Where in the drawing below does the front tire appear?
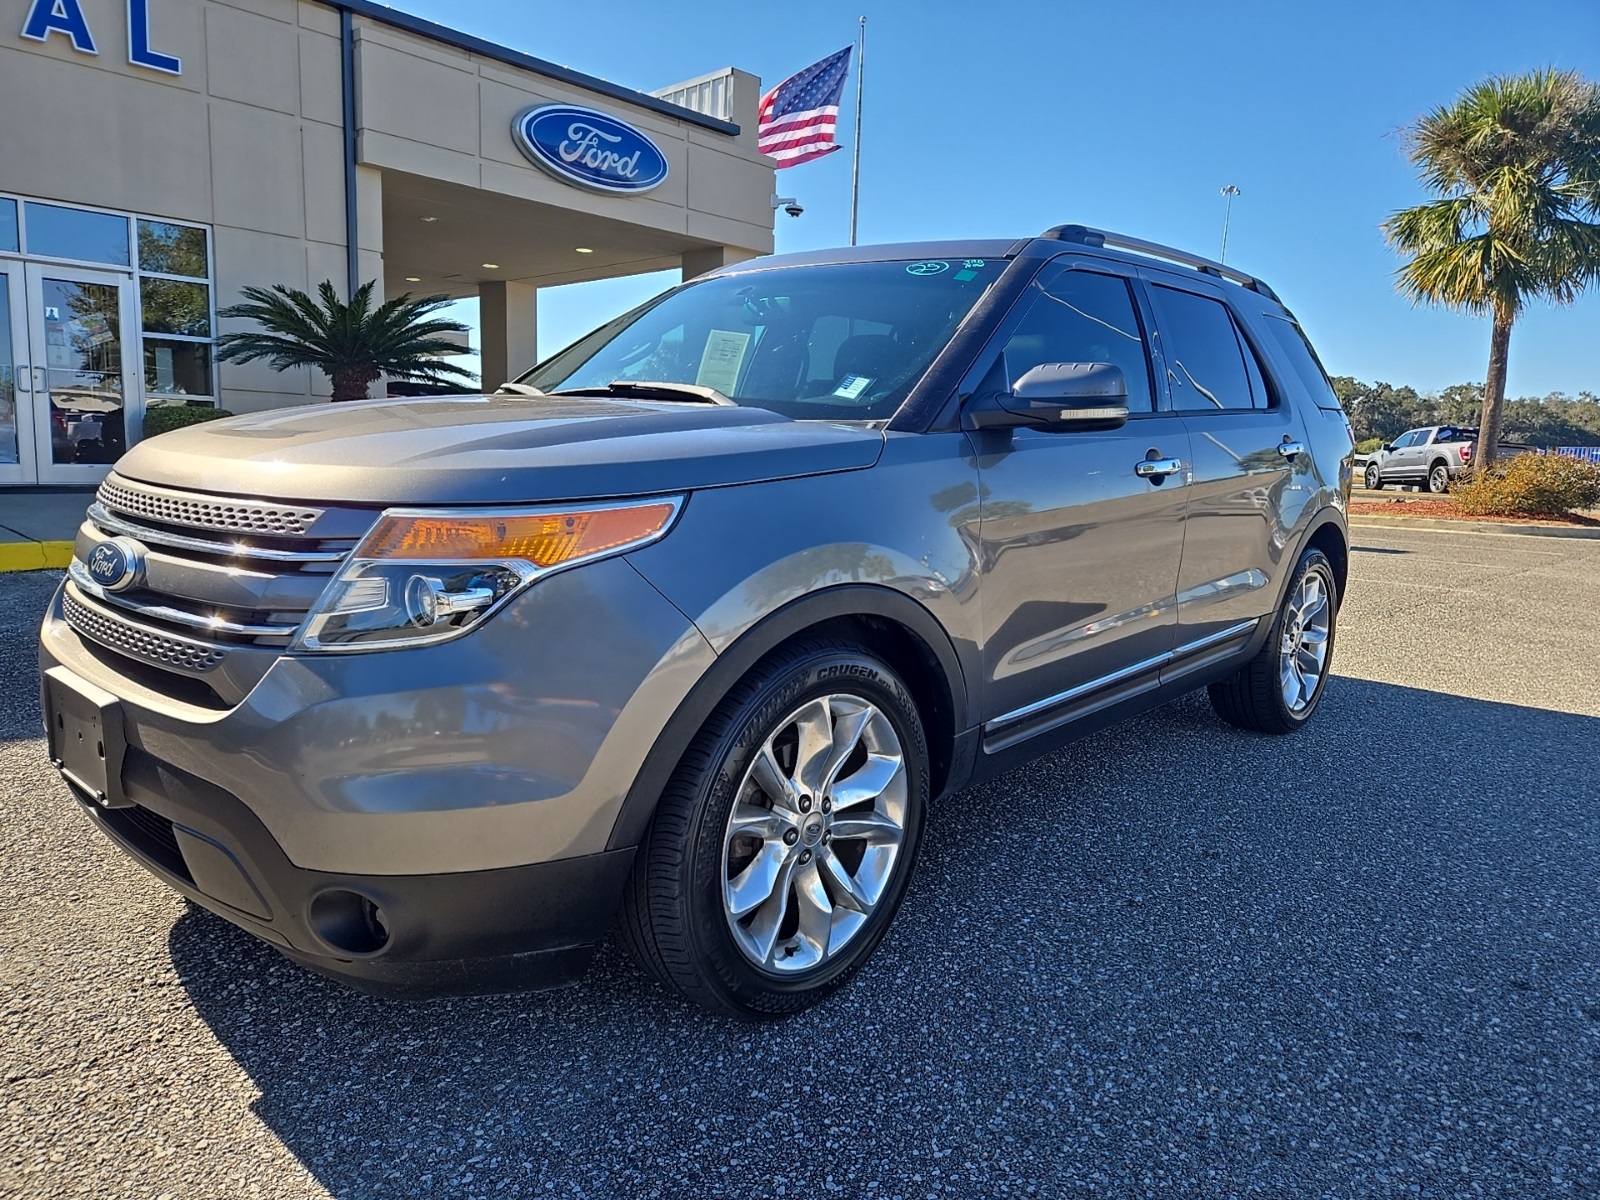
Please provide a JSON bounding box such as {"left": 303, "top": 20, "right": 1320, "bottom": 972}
{"left": 620, "top": 638, "right": 929, "bottom": 1019}
{"left": 1208, "top": 548, "right": 1338, "bottom": 735}
{"left": 1364, "top": 463, "right": 1381, "bottom": 490}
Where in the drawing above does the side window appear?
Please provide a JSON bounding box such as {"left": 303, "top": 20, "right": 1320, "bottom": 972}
{"left": 986, "top": 268, "right": 1156, "bottom": 413}
{"left": 1261, "top": 316, "right": 1341, "bottom": 410}
{"left": 1149, "top": 284, "right": 1256, "bottom": 412}
{"left": 1392, "top": 430, "right": 1422, "bottom": 449}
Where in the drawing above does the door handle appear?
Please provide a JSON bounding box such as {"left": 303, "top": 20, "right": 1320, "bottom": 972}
{"left": 33, "top": 366, "right": 46, "bottom": 392}
{"left": 1277, "top": 440, "right": 1306, "bottom": 460}
{"left": 14, "top": 365, "right": 28, "bottom": 392}
{"left": 1135, "top": 456, "right": 1184, "bottom": 478}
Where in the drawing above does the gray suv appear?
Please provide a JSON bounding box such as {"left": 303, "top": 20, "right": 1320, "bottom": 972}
{"left": 39, "top": 225, "right": 1354, "bottom": 1018}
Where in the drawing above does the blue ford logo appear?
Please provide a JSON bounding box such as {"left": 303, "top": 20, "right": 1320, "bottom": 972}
{"left": 512, "top": 105, "right": 669, "bottom": 194}
{"left": 86, "top": 538, "right": 143, "bottom": 592}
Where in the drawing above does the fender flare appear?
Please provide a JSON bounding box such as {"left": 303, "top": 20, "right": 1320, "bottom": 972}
{"left": 605, "top": 583, "right": 969, "bottom": 851}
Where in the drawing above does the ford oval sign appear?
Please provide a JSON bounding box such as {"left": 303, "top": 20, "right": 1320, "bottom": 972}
{"left": 512, "top": 105, "right": 669, "bottom": 195}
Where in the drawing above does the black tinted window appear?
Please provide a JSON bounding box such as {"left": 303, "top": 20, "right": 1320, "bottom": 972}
{"left": 1150, "top": 285, "right": 1255, "bottom": 412}
{"left": 990, "top": 268, "right": 1154, "bottom": 413}
{"left": 1261, "top": 316, "right": 1341, "bottom": 410}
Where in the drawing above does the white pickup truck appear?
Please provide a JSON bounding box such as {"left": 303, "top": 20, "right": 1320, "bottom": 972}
{"left": 1362, "top": 425, "right": 1537, "bottom": 493}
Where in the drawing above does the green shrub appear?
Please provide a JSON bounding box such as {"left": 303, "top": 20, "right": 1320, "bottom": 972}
{"left": 143, "top": 404, "right": 234, "bottom": 439}
{"left": 1453, "top": 452, "right": 1600, "bottom": 518}
{"left": 1354, "top": 436, "right": 1386, "bottom": 454}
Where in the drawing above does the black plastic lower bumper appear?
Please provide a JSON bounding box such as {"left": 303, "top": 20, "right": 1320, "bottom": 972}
{"left": 65, "top": 746, "right": 636, "bottom": 998}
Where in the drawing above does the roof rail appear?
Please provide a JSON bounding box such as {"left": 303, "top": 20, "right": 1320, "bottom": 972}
{"left": 1039, "top": 224, "right": 1280, "bottom": 303}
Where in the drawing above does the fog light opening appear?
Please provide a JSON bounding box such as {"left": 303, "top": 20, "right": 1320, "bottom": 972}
{"left": 308, "top": 889, "right": 391, "bottom": 957}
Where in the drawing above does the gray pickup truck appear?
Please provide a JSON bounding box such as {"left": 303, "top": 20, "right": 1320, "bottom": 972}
{"left": 1363, "top": 425, "right": 1535, "bottom": 493}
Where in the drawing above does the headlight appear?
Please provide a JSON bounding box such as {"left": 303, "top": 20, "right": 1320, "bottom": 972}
{"left": 293, "top": 497, "right": 682, "bottom": 652}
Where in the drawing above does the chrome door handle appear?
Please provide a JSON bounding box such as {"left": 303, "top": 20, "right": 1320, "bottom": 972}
{"left": 1135, "top": 457, "right": 1183, "bottom": 478}
{"left": 1277, "top": 440, "right": 1306, "bottom": 459}
{"left": 14, "top": 365, "right": 28, "bottom": 392}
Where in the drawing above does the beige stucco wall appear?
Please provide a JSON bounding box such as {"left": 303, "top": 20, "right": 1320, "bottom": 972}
{"left": 0, "top": 0, "right": 360, "bottom": 412}
{"left": 352, "top": 21, "right": 774, "bottom": 261}
{"left": 1, "top": 0, "right": 772, "bottom": 421}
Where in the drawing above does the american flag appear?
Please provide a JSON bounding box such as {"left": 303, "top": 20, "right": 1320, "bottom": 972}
{"left": 758, "top": 46, "right": 852, "bottom": 168}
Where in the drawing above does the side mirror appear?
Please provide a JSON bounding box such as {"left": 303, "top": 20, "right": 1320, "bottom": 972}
{"left": 1381, "top": 443, "right": 1394, "bottom": 453}
{"left": 964, "top": 362, "right": 1129, "bottom": 432}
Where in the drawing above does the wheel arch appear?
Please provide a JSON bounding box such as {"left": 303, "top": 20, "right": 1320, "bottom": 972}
{"left": 605, "top": 584, "right": 970, "bottom": 852}
{"left": 1302, "top": 512, "right": 1349, "bottom": 605}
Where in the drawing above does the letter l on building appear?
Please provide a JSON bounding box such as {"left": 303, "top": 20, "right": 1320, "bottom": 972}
{"left": 127, "top": 0, "right": 181, "bottom": 74}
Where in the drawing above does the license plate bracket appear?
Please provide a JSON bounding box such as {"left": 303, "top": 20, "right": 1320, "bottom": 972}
{"left": 44, "top": 667, "right": 129, "bottom": 809}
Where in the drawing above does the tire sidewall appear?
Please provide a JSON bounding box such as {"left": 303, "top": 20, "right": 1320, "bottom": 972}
{"left": 1270, "top": 549, "right": 1338, "bottom": 728}
{"left": 1429, "top": 465, "right": 1449, "bottom": 494}
{"left": 680, "top": 646, "right": 928, "bottom": 1015}
{"left": 1365, "top": 465, "right": 1381, "bottom": 490}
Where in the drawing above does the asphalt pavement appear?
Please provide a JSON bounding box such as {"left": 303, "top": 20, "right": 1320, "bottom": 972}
{"left": 3, "top": 526, "right": 1599, "bottom": 1199}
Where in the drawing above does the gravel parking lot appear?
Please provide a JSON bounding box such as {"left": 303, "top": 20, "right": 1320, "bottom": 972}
{"left": 4, "top": 525, "right": 1599, "bottom": 1200}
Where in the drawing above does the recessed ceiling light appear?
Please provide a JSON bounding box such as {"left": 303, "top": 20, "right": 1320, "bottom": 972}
{"left": 419, "top": 216, "right": 439, "bottom": 223}
{"left": 404, "top": 276, "right": 421, "bottom": 282}
{"left": 574, "top": 247, "right": 594, "bottom": 254}
{"left": 482, "top": 263, "right": 500, "bottom": 270}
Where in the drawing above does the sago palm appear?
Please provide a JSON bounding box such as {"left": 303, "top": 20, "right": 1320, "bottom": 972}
{"left": 1383, "top": 69, "right": 1600, "bottom": 468}
{"left": 217, "top": 280, "right": 473, "bottom": 402}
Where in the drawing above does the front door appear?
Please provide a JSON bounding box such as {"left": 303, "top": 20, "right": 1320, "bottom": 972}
{"left": 0, "top": 265, "right": 36, "bottom": 485}
{"left": 967, "top": 261, "right": 1189, "bottom": 744}
{"left": 23, "top": 263, "right": 137, "bottom": 484}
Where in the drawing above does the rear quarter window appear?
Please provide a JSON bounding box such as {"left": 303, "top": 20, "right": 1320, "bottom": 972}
{"left": 1261, "top": 316, "right": 1343, "bottom": 411}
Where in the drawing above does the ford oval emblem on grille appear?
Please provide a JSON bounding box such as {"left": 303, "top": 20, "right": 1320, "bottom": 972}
{"left": 85, "top": 537, "right": 145, "bottom": 592}
{"left": 511, "top": 105, "right": 669, "bottom": 194}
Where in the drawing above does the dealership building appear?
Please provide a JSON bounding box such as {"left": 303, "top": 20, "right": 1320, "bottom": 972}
{"left": 0, "top": 0, "right": 777, "bottom": 486}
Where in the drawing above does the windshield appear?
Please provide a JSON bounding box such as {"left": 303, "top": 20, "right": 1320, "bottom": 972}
{"left": 521, "top": 258, "right": 1007, "bottom": 421}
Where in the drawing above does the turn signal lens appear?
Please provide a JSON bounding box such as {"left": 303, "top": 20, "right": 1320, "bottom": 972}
{"left": 360, "top": 502, "right": 678, "bottom": 567}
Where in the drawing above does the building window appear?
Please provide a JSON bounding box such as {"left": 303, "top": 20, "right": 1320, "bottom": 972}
{"left": 136, "top": 218, "right": 216, "bottom": 404}
{"left": 0, "top": 199, "right": 16, "bottom": 254}
{"left": 23, "top": 202, "right": 131, "bottom": 266}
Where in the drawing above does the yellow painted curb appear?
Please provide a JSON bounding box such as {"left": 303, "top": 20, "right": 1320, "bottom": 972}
{"left": 0, "top": 540, "right": 74, "bottom": 572}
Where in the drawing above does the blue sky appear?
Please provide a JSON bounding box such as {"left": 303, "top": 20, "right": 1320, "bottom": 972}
{"left": 405, "top": 0, "right": 1600, "bottom": 398}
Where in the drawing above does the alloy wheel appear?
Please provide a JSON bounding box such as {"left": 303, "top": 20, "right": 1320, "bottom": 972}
{"left": 720, "top": 693, "right": 908, "bottom": 974}
{"left": 1279, "top": 568, "right": 1333, "bottom": 713}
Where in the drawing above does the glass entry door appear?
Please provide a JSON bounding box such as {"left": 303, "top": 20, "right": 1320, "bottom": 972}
{"left": 24, "top": 263, "right": 137, "bottom": 484}
{"left": 0, "top": 265, "right": 36, "bottom": 485}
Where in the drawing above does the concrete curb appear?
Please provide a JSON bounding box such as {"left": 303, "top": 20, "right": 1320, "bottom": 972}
{"left": 0, "top": 541, "right": 74, "bottom": 572}
{"left": 1350, "top": 515, "right": 1600, "bottom": 540}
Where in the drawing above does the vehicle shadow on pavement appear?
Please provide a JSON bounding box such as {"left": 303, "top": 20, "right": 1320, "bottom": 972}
{"left": 167, "top": 678, "right": 1600, "bottom": 1200}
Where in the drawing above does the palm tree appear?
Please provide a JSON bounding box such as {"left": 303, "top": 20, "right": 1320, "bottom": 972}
{"left": 216, "top": 281, "right": 474, "bottom": 402}
{"left": 1383, "top": 69, "right": 1600, "bottom": 469}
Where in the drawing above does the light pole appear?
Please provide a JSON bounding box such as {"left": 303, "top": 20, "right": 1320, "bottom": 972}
{"left": 1219, "top": 184, "right": 1241, "bottom": 264}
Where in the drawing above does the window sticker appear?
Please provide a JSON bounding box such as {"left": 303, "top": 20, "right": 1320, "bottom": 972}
{"left": 694, "top": 329, "right": 751, "bottom": 394}
{"left": 832, "top": 374, "right": 873, "bottom": 400}
{"left": 905, "top": 261, "right": 949, "bottom": 277}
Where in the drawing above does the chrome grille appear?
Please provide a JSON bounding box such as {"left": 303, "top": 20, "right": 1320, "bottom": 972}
{"left": 63, "top": 589, "right": 227, "bottom": 673}
{"left": 66, "top": 475, "right": 375, "bottom": 701}
{"left": 97, "top": 478, "right": 324, "bottom": 536}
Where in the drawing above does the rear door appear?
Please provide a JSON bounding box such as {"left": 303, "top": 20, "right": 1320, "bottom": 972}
{"left": 966, "top": 259, "right": 1189, "bottom": 743}
{"left": 1140, "top": 274, "right": 1310, "bottom": 656}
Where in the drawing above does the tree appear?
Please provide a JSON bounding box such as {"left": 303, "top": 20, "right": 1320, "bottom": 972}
{"left": 1383, "top": 69, "right": 1600, "bottom": 468}
{"left": 216, "top": 281, "right": 473, "bottom": 402}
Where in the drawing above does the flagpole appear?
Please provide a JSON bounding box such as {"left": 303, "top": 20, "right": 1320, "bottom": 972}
{"left": 849, "top": 15, "right": 865, "bottom": 246}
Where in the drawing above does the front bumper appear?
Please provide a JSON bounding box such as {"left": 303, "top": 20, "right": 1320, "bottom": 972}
{"left": 36, "top": 555, "right": 715, "bottom": 995}
{"left": 66, "top": 752, "right": 634, "bottom": 995}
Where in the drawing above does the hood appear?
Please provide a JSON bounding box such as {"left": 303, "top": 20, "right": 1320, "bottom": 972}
{"left": 115, "top": 395, "right": 885, "bottom": 505}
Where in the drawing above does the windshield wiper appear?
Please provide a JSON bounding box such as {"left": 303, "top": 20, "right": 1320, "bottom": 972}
{"left": 549, "top": 380, "right": 736, "bottom": 406}
{"left": 493, "top": 382, "right": 546, "bottom": 397}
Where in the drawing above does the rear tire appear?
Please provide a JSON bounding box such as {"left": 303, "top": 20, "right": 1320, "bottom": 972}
{"left": 1427, "top": 463, "right": 1450, "bottom": 494}
{"left": 1208, "top": 548, "right": 1338, "bottom": 735}
{"left": 620, "top": 638, "right": 928, "bottom": 1019}
{"left": 1364, "top": 464, "right": 1381, "bottom": 490}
